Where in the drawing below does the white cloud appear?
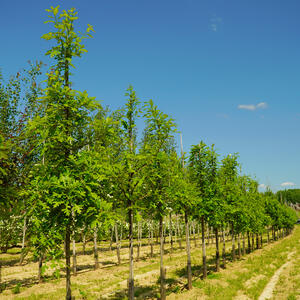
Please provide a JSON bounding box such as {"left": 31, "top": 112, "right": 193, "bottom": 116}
{"left": 256, "top": 102, "right": 268, "bottom": 109}
{"left": 280, "top": 182, "right": 296, "bottom": 187}
{"left": 258, "top": 183, "right": 267, "bottom": 189}
{"left": 238, "top": 102, "right": 268, "bottom": 111}
{"left": 210, "top": 16, "right": 222, "bottom": 32}
{"left": 238, "top": 104, "right": 256, "bottom": 111}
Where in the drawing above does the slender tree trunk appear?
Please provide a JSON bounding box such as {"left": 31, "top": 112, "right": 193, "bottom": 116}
{"left": 128, "top": 206, "right": 134, "bottom": 300}
{"left": 19, "top": 216, "right": 27, "bottom": 265}
{"left": 163, "top": 220, "right": 166, "bottom": 244}
{"left": 237, "top": 233, "right": 241, "bottom": 259}
{"left": 193, "top": 222, "right": 197, "bottom": 247}
{"left": 115, "top": 224, "right": 121, "bottom": 265}
{"left": 185, "top": 212, "right": 192, "bottom": 290}
{"left": 222, "top": 229, "right": 226, "bottom": 269}
{"left": 247, "top": 232, "right": 251, "bottom": 253}
{"left": 260, "top": 234, "right": 263, "bottom": 248}
{"left": 38, "top": 255, "right": 43, "bottom": 283}
{"left": 72, "top": 232, "right": 77, "bottom": 276}
{"left": 215, "top": 228, "right": 220, "bottom": 272}
{"left": 174, "top": 217, "right": 177, "bottom": 244}
{"left": 201, "top": 216, "right": 207, "bottom": 279}
{"left": 19, "top": 247, "right": 28, "bottom": 265}
{"left": 150, "top": 220, "right": 154, "bottom": 258}
{"left": 177, "top": 216, "right": 182, "bottom": 249}
{"left": 21, "top": 216, "right": 27, "bottom": 250}
{"left": 207, "top": 227, "right": 210, "bottom": 246}
{"left": 242, "top": 233, "right": 246, "bottom": 256}
{"left": 120, "top": 223, "right": 123, "bottom": 248}
{"left": 159, "top": 216, "right": 166, "bottom": 300}
{"left": 267, "top": 228, "right": 270, "bottom": 244}
{"left": 169, "top": 213, "right": 173, "bottom": 252}
{"left": 137, "top": 221, "right": 141, "bottom": 261}
{"left": 94, "top": 228, "right": 99, "bottom": 269}
{"left": 231, "top": 223, "right": 236, "bottom": 262}
{"left": 82, "top": 232, "right": 86, "bottom": 255}
{"left": 256, "top": 234, "right": 259, "bottom": 249}
{"left": 109, "top": 227, "right": 113, "bottom": 251}
{"left": 251, "top": 233, "right": 254, "bottom": 252}
{"left": 65, "top": 227, "right": 72, "bottom": 300}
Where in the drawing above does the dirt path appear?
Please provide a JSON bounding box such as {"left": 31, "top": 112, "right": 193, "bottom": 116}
{"left": 258, "top": 251, "right": 296, "bottom": 300}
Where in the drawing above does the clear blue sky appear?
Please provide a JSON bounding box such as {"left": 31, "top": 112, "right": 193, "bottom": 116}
{"left": 1, "top": 0, "right": 300, "bottom": 191}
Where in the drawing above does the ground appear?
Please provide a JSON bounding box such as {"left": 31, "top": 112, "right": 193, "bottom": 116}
{"left": 0, "top": 226, "right": 299, "bottom": 299}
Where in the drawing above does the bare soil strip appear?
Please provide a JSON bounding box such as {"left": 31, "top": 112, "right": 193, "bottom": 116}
{"left": 258, "top": 251, "right": 296, "bottom": 300}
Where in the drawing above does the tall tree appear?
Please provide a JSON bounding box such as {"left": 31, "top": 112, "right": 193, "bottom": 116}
{"left": 142, "top": 99, "right": 177, "bottom": 299}
{"left": 28, "top": 6, "right": 99, "bottom": 299}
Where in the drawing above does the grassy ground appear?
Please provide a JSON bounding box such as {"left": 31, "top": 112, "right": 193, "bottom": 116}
{"left": 0, "top": 227, "right": 299, "bottom": 299}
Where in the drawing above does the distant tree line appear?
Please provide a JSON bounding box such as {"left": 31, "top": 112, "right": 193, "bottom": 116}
{"left": 276, "top": 189, "right": 300, "bottom": 204}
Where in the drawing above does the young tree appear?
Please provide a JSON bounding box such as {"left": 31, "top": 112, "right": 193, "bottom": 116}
{"left": 189, "top": 141, "right": 218, "bottom": 278}
{"left": 142, "top": 99, "right": 177, "bottom": 299}
{"left": 28, "top": 6, "right": 100, "bottom": 299}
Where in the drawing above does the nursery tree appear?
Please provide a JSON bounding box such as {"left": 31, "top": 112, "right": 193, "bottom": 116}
{"left": 142, "top": 100, "right": 177, "bottom": 299}
{"left": 28, "top": 6, "right": 99, "bottom": 300}
{"left": 189, "top": 141, "right": 218, "bottom": 278}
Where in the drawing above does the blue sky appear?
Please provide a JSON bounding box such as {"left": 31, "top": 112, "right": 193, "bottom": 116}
{"left": 1, "top": 0, "right": 300, "bottom": 191}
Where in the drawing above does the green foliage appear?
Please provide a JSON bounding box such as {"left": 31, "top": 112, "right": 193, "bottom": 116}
{"left": 277, "top": 189, "right": 300, "bottom": 204}
{"left": 12, "top": 283, "right": 21, "bottom": 294}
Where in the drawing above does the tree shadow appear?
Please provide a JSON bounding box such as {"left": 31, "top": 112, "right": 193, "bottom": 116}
{"left": 101, "top": 284, "right": 158, "bottom": 300}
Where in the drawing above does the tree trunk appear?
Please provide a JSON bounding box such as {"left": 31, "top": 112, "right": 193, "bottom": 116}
{"left": 193, "top": 222, "right": 197, "bottom": 247}
{"left": 72, "top": 232, "right": 77, "bottom": 276}
{"left": 237, "top": 233, "right": 241, "bottom": 259}
{"left": 21, "top": 216, "right": 27, "bottom": 250}
{"left": 215, "top": 228, "right": 220, "bottom": 272}
{"left": 150, "top": 221, "right": 154, "bottom": 258}
{"left": 120, "top": 223, "right": 123, "bottom": 248}
{"left": 247, "top": 232, "right": 251, "bottom": 253}
{"left": 19, "top": 216, "right": 27, "bottom": 265}
{"left": 65, "top": 227, "right": 72, "bottom": 300}
{"left": 177, "top": 216, "right": 182, "bottom": 249}
{"left": 82, "top": 232, "right": 86, "bottom": 255}
{"left": 256, "top": 234, "right": 259, "bottom": 249}
{"left": 267, "top": 228, "right": 269, "bottom": 244}
{"left": 231, "top": 223, "right": 236, "bottom": 261}
{"left": 159, "top": 216, "right": 166, "bottom": 300}
{"left": 242, "top": 233, "right": 245, "bottom": 256}
{"left": 137, "top": 221, "right": 141, "bottom": 261}
{"left": 260, "top": 234, "right": 263, "bottom": 248}
{"left": 169, "top": 213, "right": 173, "bottom": 252}
{"left": 251, "top": 233, "right": 254, "bottom": 252}
{"left": 128, "top": 207, "right": 134, "bottom": 300}
{"left": 38, "top": 255, "right": 43, "bottom": 283}
{"left": 201, "top": 216, "right": 207, "bottom": 279}
{"left": 207, "top": 227, "right": 210, "bottom": 246}
{"left": 115, "top": 224, "right": 121, "bottom": 265}
{"left": 109, "top": 227, "right": 113, "bottom": 251}
{"left": 222, "top": 229, "right": 226, "bottom": 269}
{"left": 94, "top": 228, "right": 99, "bottom": 269}
{"left": 185, "top": 212, "right": 192, "bottom": 290}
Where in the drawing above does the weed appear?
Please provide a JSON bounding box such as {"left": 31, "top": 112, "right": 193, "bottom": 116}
{"left": 79, "top": 288, "right": 88, "bottom": 299}
{"left": 12, "top": 282, "right": 21, "bottom": 294}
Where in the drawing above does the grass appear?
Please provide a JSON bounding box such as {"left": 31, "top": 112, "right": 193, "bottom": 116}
{"left": 0, "top": 227, "right": 299, "bottom": 299}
